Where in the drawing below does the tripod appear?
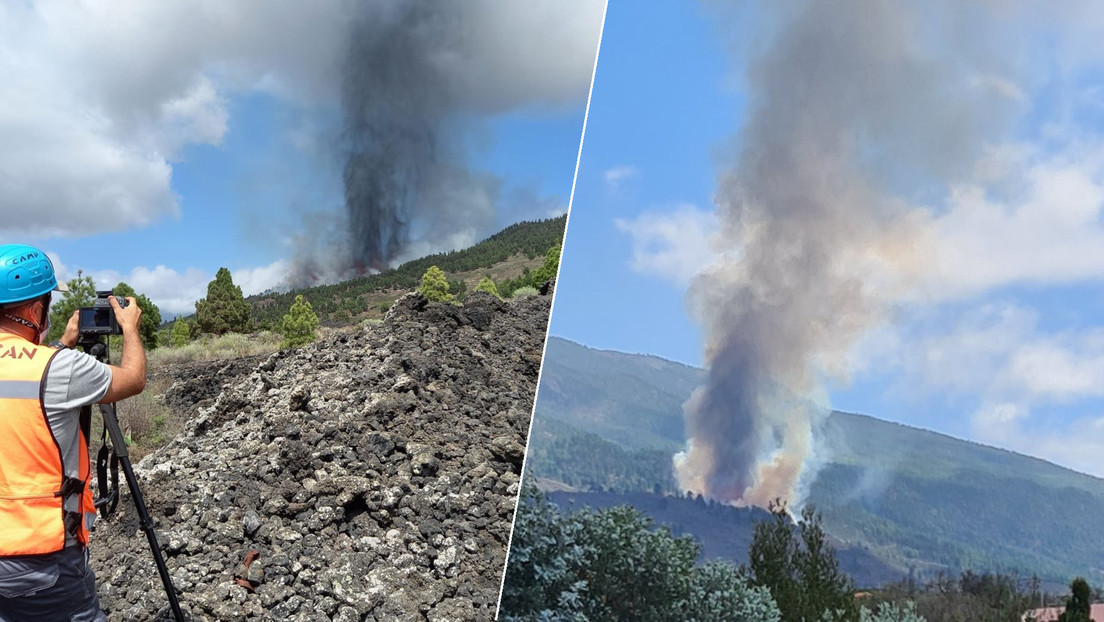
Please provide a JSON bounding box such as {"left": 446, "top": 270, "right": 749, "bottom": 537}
{"left": 79, "top": 336, "right": 185, "bottom": 622}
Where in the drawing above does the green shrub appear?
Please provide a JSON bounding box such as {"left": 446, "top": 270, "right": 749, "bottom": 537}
{"left": 170, "top": 319, "right": 191, "bottom": 348}
{"left": 475, "top": 276, "right": 501, "bottom": 298}
{"left": 148, "top": 331, "right": 281, "bottom": 366}
{"left": 501, "top": 480, "right": 781, "bottom": 621}
{"left": 419, "top": 266, "right": 454, "bottom": 303}
{"left": 859, "top": 602, "right": 925, "bottom": 622}
{"left": 512, "top": 286, "right": 539, "bottom": 299}
{"left": 279, "top": 295, "right": 319, "bottom": 349}
{"left": 529, "top": 243, "right": 561, "bottom": 285}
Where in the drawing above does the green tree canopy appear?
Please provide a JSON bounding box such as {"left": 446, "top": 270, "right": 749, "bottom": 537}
{"left": 475, "top": 276, "right": 500, "bottom": 298}
{"left": 195, "top": 267, "right": 252, "bottom": 335}
{"left": 170, "top": 319, "right": 191, "bottom": 348}
{"left": 1058, "top": 578, "right": 1094, "bottom": 622}
{"left": 500, "top": 480, "right": 781, "bottom": 622}
{"left": 279, "top": 295, "right": 319, "bottom": 349}
{"left": 47, "top": 270, "right": 97, "bottom": 343}
{"left": 418, "top": 266, "right": 454, "bottom": 303}
{"left": 529, "top": 243, "right": 561, "bottom": 286}
{"left": 860, "top": 602, "right": 926, "bottom": 622}
{"left": 112, "top": 282, "right": 161, "bottom": 349}
{"left": 749, "top": 502, "right": 858, "bottom": 622}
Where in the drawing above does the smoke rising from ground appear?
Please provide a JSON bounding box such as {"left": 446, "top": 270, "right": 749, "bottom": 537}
{"left": 287, "top": 1, "right": 603, "bottom": 285}
{"left": 677, "top": 0, "right": 1017, "bottom": 507}
{"left": 337, "top": 4, "right": 483, "bottom": 274}
{"left": 2, "top": 1, "right": 600, "bottom": 289}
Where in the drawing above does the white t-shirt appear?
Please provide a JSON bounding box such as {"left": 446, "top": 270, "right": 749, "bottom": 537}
{"left": 43, "top": 347, "right": 113, "bottom": 546}
{"left": 44, "top": 348, "right": 112, "bottom": 418}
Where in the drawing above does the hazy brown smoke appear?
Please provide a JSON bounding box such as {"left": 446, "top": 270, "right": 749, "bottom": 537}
{"left": 677, "top": 0, "right": 1014, "bottom": 507}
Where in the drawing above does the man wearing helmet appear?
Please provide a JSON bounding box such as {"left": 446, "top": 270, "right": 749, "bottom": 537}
{"left": 0, "top": 244, "right": 146, "bottom": 622}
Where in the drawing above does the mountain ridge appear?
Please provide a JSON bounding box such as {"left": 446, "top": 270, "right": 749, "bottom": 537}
{"left": 528, "top": 335, "right": 1104, "bottom": 584}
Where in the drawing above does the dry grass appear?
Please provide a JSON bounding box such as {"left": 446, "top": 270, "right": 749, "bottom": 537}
{"left": 147, "top": 331, "right": 282, "bottom": 369}
{"left": 113, "top": 376, "right": 175, "bottom": 463}
{"left": 89, "top": 332, "right": 283, "bottom": 462}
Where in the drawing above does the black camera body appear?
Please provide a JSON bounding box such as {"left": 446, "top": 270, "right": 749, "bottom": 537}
{"left": 78, "top": 291, "right": 128, "bottom": 336}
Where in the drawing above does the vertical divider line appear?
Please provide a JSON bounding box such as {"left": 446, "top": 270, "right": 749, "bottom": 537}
{"left": 494, "top": 1, "right": 611, "bottom": 617}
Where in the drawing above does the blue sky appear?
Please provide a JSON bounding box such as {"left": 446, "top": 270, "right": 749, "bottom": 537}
{"left": 1, "top": 0, "right": 604, "bottom": 316}
{"left": 550, "top": 0, "right": 1104, "bottom": 479}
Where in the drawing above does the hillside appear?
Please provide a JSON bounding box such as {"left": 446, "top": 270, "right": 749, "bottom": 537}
{"left": 528, "top": 336, "right": 1104, "bottom": 585}
{"left": 533, "top": 336, "right": 697, "bottom": 450}
{"left": 248, "top": 216, "right": 566, "bottom": 328}
{"left": 91, "top": 289, "right": 553, "bottom": 621}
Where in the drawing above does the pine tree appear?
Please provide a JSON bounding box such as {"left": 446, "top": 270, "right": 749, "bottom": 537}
{"left": 47, "top": 270, "right": 96, "bottom": 343}
{"left": 170, "top": 319, "right": 191, "bottom": 348}
{"left": 749, "top": 501, "right": 857, "bottom": 622}
{"left": 1058, "top": 578, "right": 1094, "bottom": 622}
{"left": 112, "top": 282, "right": 162, "bottom": 349}
{"left": 749, "top": 500, "right": 801, "bottom": 621}
{"left": 475, "top": 276, "right": 500, "bottom": 298}
{"left": 418, "top": 266, "right": 454, "bottom": 303}
{"left": 279, "top": 295, "right": 319, "bottom": 349}
{"left": 195, "top": 268, "right": 253, "bottom": 335}
{"left": 796, "top": 505, "right": 857, "bottom": 622}
{"left": 529, "top": 244, "right": 561, "bottom": 287}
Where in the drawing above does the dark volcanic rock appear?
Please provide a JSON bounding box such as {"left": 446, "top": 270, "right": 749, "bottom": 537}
{"left": 163, "top": 356, "right": 267, "bottom": 412}
{"left": 91, "top": 289, "right": 551, "bottom": 621}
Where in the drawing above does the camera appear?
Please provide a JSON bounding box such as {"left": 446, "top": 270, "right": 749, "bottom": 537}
{"left": 78, "top": 291, "right": 128, "bottom": 336}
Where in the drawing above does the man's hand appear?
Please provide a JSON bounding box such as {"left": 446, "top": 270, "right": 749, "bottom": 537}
{"left": 61, "top": 310, "right": 79, "bottom": 348}
{"left": 101, "top": 295, "right": 147, "bottom": 403}
{"left": 110, "top": 296, "right": 142, "bottom": 334}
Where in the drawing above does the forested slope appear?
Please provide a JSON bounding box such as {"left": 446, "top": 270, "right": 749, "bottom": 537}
{"left": 528, "top": 337, "right": 1104, "bottom": 585}
{"left": 206, "top": 216, "right": 565, "bottom": 328}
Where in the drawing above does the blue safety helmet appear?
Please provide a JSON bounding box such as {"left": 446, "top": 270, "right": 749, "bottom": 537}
{"left": 0, "top": 244, "right": 68, "bottom": 305}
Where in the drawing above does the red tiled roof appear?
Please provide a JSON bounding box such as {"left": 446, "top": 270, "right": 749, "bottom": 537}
{"left": 1027, "top": 603, "right": 1104, "bottom": 621}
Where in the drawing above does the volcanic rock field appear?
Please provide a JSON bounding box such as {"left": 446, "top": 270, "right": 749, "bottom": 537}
{"left": 90, "top": 288, "right": 551, "bottom": 621}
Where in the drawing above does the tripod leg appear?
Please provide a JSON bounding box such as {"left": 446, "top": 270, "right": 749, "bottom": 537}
{"left": 99, "top": 403, "right": 186, "bottom": 622}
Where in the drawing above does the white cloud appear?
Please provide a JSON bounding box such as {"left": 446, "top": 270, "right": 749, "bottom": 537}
{"left": 604, "top": 165, "right": 638, "bottom": 190}
{"left": 615, "top": 205, "right": 720, "bottom": 286}
{"left": 0, "top": 0, "right": 604, "bottom": 238}
{"left": 0, "top": 1, "right": 350, "bottom": 237}
{"left": 1005, "top": 337, "right": 1104, "bottom": 401}
{"left": 970, "top": 74, "right": 1026, "bottom": 102}
{"left": 884, "top": 301, "right": 1104, "bottom": 405}
{"left": 615, "top": 143, "right": 1104, "bottom": 302}
{"left": 890, "top": 304, "right": 1036, "bottom": 398}
{"left": 922, "top": 144, "right": 1104, "bottom": 300}
{"left": 55, "top": 258, "right": 287, "bottom": 317}
{"left": 852, "top": 297, "right": 1104, "bottom": 477}
{"left": 973, "top": 402, "right": 1028, "bottom": 435}
{"left": 972, "top": 404, "right": 1104, "bottom": 478}
{"left": 233, "top": 261, "right": 291, "bottom": 298}
{"left": 440, "top": 0, "right": 607, "bottom": 112}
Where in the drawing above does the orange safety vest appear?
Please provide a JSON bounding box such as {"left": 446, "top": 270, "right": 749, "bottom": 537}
{"left": 0, "top": 334, "right": 94, "bottom": 555}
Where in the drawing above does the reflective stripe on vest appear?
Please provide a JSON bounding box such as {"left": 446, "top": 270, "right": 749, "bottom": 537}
{"left": 0, "top": 334, "right": 72, "bottom": 555}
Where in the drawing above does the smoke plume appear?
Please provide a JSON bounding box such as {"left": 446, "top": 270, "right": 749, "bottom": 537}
{"left": 677, "top": 0, "right": 1015, "bottom": 507}
{"left": 288, "top": 1, "right": 603, "bottom": 285}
